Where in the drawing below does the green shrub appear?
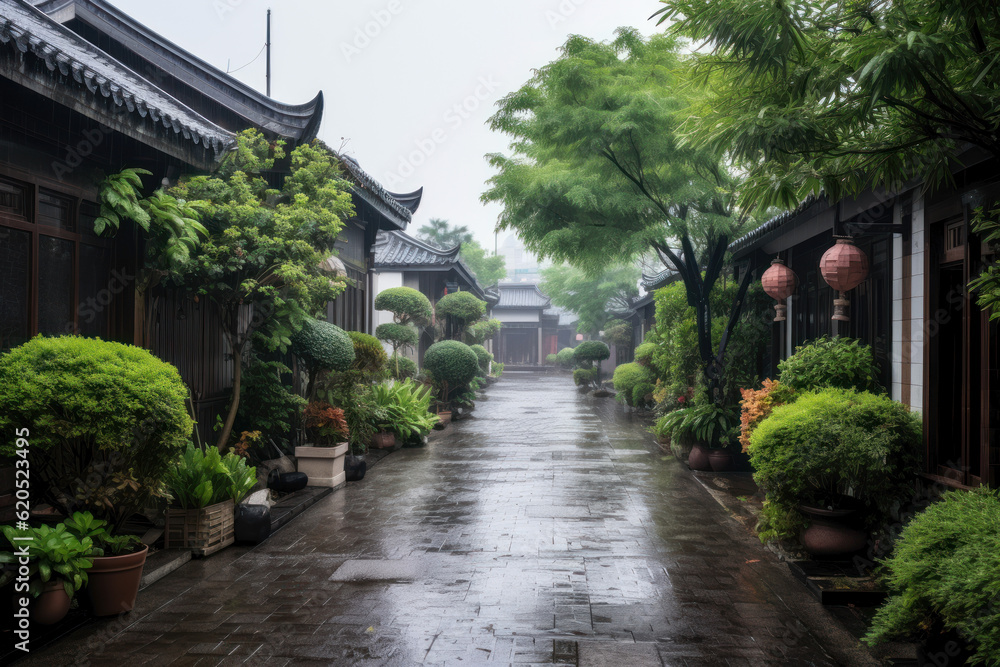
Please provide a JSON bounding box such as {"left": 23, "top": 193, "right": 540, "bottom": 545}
{"left": 435, "top": 291, "right": 487, "bottom": 328}
{"left": 374, "top": 287, "right": 432, "bottom": 325}
{"left": 0, "top": 336, "right": 192, "bottom": 533}
{"left": 749, "top": 388, "right": 922, "bottom": 542}
{"left": 0, "top": 523, "right": 94, "bottom": 598}
{"left": 865, "top": 488, "right": 1000, "bottom": 664}
{"left": 470, "top": 344, "right": 493, "bottom": 373}
{"left": 574, "top": 367, "right": 598, "bottom": 387}
{"left": 602, "top": 318, "right": 631, "bottom": 347}
{"left": 466, "top": 319, "right": 502, "bottom": 345}
{"left": 163, "top": 444, "right": 257, "bottom": 509}
{"left": 348, "top": 331, "right": 388, "bottom": 377}
{"left": 389, "top": 354, "right": 417, "bottom": 380}
{"left": 555, "top": 347, "right": 576, "bottom": 369}
{"left": 290, "top": 319, "right": 355, "bottom": 398}
{"left": 546, "top": 353, "right": 558, "bottom": 365}
{"left": 659, "top": 402, "right": 739, "bottom": 448}
{"left": 233, "top": 357, "right": 306, "bottom": 453}
{"left": 574, "top": 340, "right": 611, "bottom": 365}
{"left": 370, "top": 379, "right": 439, "bottom": 439}
{"left": 376, "top": 322, "right": 418, "bottom": 352}
{"left": 424, "top": 340, "right": 480, "bottom": 391}
{"left": 777, "top": 336, "right": 881, "bottom": 393}
{"left": 634, "top": 342, "right": 656, "bottom": 367}
{"left": 612, "top": 363, "right": 655, "bottom": 407}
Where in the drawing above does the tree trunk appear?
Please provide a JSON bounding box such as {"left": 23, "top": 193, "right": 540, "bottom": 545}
{"left": 216, "top": 339, "right": 243, "bottom": 451}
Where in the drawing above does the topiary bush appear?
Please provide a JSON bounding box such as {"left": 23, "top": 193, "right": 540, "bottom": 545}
{"left": 555, "top": 347, "right": 576, "bottom": 369}
{"left": 0, "top": 336, "right": 193, "bottom": 532}
{"left": 291, "top": 318, "right": 355, "bottom": 398}
{"left": 347, "top": 331, "right": 388, "bottom": 378}
{"left": 376, "top": 323, "right": 418, "bottom": 353}
{"left": 546, "top": 353, "right": 558, "bottom": 365}
{"left": 777, "top": 336, "right": 881, "bottom": 393}
{"left": 634, "top": 342, "right": 657, "bottom": 367}
{"left": 374, "top": 286, "right": 432, "bottom": 325}
{"left": 469, "top": 344, "right": 493, "bottom": 374}
{"left": 612, "top": 362, "right": 656, "bottom": 408}
{"left": 424, "top": 340, "right": 480, "bottom": 397}
{"left": 435, "top": 291, "right": 487, "bottom": 337}
{"left": 573, "top": 340, "right": 611, "bottom": 365}
{"left": 748, "top": 388, "right": 922, "bottom": 542}
{"left": 864, "top": 488, "right": 1000, "bottom": 664}
{"left": 389, "top": 354, "right": 417, "bottom": 380}
{"left": 466, "top": 318, "right": 502, "bottom": 345}
{"left": 574, "top": 367, "right": 598, "bottom": 387}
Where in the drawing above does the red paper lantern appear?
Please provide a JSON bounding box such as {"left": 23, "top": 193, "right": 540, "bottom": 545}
{"left": 819, "top": 237, "right": 869, "bottom": 322}
{"left": 761, "top": 258, "right": 798, "bottom": 322}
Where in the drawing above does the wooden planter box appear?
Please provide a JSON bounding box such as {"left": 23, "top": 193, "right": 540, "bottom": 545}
{"left": 164, "top": 499, "right": 235, "bottom": 557}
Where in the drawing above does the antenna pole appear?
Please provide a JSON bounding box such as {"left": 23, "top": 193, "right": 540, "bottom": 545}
{"left": 266, "top": 9, "right": 271, "bottom": 97}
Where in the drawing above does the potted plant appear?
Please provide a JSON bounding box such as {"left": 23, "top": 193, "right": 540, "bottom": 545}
{"left": 296, "top": 402, "right": 351, "bottom": 487}
{"left": 748, "top": 388, "right": 922, "bottom": 555}
{"left": 163, "top": 444, "right": 257, "bottom": 556}
{"left": 423, "top": 340, "right": 480, "bottom": 423}
{"left": 864, "top": 488, "right": 997, "bottom": 664}
{"left": 0, "top": 523, "right": 94, "bottom": 625}
{"left": 62, "top": 512, "right": 146, "bottom": 617}
{"left": 0, "top": 336, "right": 192, "bottom": 602}
{"left": 372, "top": 379, "right": 440, "bottom": 444}
{"left": 659, "top": 400, "right": 738, "bottom": 471}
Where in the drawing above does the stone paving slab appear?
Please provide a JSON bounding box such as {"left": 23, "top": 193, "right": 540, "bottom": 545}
{"left": 20, "top": 371, "right": 877, "bottom": 666}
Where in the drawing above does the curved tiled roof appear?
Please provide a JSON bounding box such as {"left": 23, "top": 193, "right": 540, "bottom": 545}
{"left": 29, "top": 0, "right": 323, "bottom": 143}
{"left": 496, "top": 283, "right": 551, "bottom": 309}
{"left": 728, "top": 195, "right": 826, "bottom": 258}
{"left": 1, "top": 0, "right": 233, "bottom": 157}
{"left": 338, "top": 155, "right": 414, "bottom": 228}
{"left": 374, "top": 230, "right": 460, "bottom": 267}
{"left": 641, "top": 268, "right": 679, "bottom": 291}
{"left": 387, "top": 188, "right": 424, "bottom": 214}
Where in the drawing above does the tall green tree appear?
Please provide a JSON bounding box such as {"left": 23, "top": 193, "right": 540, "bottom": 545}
{"left": 540, "top": 264, "right": 639, "bottom": 339}
{"left": 483, "top": 30, "right": 756, "bottom": 401}
{"left": 654, "top": 0, "right": 1000, "bottom": 211}
{"left": 417, "top": 218, "right": 474, "bottom": 249}
{"left": 169, "top": 130, "right": 355, "bottom": 449}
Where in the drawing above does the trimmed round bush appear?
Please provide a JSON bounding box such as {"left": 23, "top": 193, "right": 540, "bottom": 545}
{"left": 0, "top": 336, "right": 193, "bottom": 531}
{"left": 573, "top": 340, "right": 610, "bottom": 365}
{"left": 612, "top": 362, "right": 655, "bottom": 407}
{"left": 469, "top": 344, "right": 493, "bottom": 373}
{"left": 389, "top": 354, "right": 417, "bottom": 380}
{"left": 374, "top": 286, "right": 432, "bottom": 325}
{"left": 423, "top": 340, "right": 480, "bottom": 388}
{"left": 634, "top": 342, "right": 656, "bottom": 367}
{"left": 291, "top": 319, "right": 355, "bottom": 372}
{"left": 555, "top": 347, "right": 576, "bottom": 369}
{"left": 546, "top": 353, "right": 558, "bottom": 365}
{"left": 376, "top": 323, "right": 418, "bottom": 350}
{"left": 778, "top": 336, "right": 881, "bottom": 393}
{"left": 749, "top": 388, "right": 922, "bottom": 541}
{"left": 348, "top": 331, "right": 388, "bottom": 375}
{"left": 864, "top": 488, "right": 1000, "bottom": 661}
{"left": 574, "top": 367, "right": 598, "bottom": 387}
{"left": 435, "top": 291, "right": 487, "bottom": 327}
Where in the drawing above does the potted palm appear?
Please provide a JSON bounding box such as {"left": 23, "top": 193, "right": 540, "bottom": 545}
{"left": 0, "top": 523, "right": 94, "bottom": 625}
{"left": 296, "top": 402, "right": 350, "bottom": 488}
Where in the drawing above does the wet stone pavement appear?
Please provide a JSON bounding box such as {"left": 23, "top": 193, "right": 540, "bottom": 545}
{"left": 27, "top": 371, "right": 873, "bottom": 666}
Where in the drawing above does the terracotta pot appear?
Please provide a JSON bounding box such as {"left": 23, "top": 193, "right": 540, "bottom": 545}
{"left": 687, "top": 444, "right": 712, "bottom": 471}
{"left": 86, "top": 544, "right": 148, "bottom": 617}
{"left": 32, "top": 580, "right": 71, "bottom": 625}
{"left": 372, "top": 431, "right": 396, "bottom": 450}
{"left": 708, "top": 449, "right": 735, "bottom": 472}
{"left": 799, "top": 506, "right": 867, "bottom": 557}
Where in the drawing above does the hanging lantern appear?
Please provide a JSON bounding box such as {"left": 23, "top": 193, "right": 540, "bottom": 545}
{"left": 819, "top": 237, "right": 870, "bottom": 322}
{"left": 761, "top": 258, "right": 798, "bottom": 322}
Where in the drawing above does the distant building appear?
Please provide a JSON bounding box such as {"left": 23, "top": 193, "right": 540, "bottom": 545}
{"left": 499, "top": 234, "right": 547, "bottom": 283}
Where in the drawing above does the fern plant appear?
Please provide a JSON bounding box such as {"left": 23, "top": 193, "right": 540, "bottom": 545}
{"left": 164, "top": 444, "right": 257, "bottom": 508}
{"left": 93, "top": 168, "right": 152, "bottom": 235}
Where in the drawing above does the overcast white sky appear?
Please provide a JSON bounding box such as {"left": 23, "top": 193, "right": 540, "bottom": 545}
{"left": 106, "top": 0, "right": 662, "bottom": 250}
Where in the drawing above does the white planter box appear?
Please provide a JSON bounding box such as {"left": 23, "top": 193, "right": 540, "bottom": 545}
{"left": 295, "top": 442, "right": 349, "bottom": 488}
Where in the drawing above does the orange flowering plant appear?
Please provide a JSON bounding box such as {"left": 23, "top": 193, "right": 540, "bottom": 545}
{"left": 738, "top": 379, "right": 794, "bottom": 453}
{"left": 303, "top": 402, "right": 350, "bottom": 446}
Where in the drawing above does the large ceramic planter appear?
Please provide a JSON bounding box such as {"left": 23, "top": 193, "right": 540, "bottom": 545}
{"left": 86, "top": 544, "right": 148, "bottom": 616}
{"left": 32, "top": 580, "right": 71, "bottom": 625}
{"left": 708, "top": 449, "right": 735, "bottom": 472}
{"left": 687, "top": 444, "right": 712, "bottom": 471}
{"left": 799, "top": 505, "right": 867, "bottom": 557}
{"left": 372, "top": 431, "right": 396, "bottom": 450}
{"left": 295, "top": 443, "right": 349, "bottom": 488}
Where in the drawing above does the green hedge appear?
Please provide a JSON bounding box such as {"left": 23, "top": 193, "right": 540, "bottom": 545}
{"left": 749, "top": 388, "right": 922, "bottom": 541}
{"left": 612, "top": 362, "right": 655, "bottom": 407}
{"left": 865, "top": 488, "right": 1000, "bottom": 664}
{"left": 778, "top": 336, "right": 881, "bottom": 393}
{"left": 424, "top": 340, "right": 480, "bottom": 387}
{"left": 348, "top": 331, "right": 388, "bottom": 376}
{"left": 469, "top": 344, "right": 493, "bottom": 373}
{"left": 555, "top": 347, "right": 576, "bottom": 368}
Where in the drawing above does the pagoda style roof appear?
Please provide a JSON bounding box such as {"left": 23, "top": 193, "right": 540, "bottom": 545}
{"left": 495, "top": 283, "right": 551, "bottom": 309}
{"left": 374, "top": 231, "right": 487, "bottom": 300}
{"left": 641, "top": 267, "right": 680, "bottom": 292}
{"left": 28, "top": 0, "right": 323, "bottom": 143}
{"left": 339, "top": 155, "right": 415, "bottom": 230}
{"left": 1, "top": 0, "right": 233, "bottom": 166}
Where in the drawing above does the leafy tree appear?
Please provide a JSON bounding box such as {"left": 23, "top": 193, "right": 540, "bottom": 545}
{"left": 602, "top": 319, "right": 632, "bottom": 349}
{"left": 653, "top": 0, "right": 1000, "bottom": 211}
{"left": 168, "top": 130, "right": 354, "bottom": 449}
{"left": 460, "top": 239, "right": 507, "bottom": 286}
{"left": 540, "top": 264, "right": 638, "bottom": 339}
{"left": 376, "top": 322, "right": 419, "bottom": 376}
{"left": 435, "top": 292, "right": 487, "bottom": 340}
{"left": 484, "top": 30, "right": 757, "bottom": 403}
{"left": 417, "top": 218, "right": 474, "bottom": 249}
